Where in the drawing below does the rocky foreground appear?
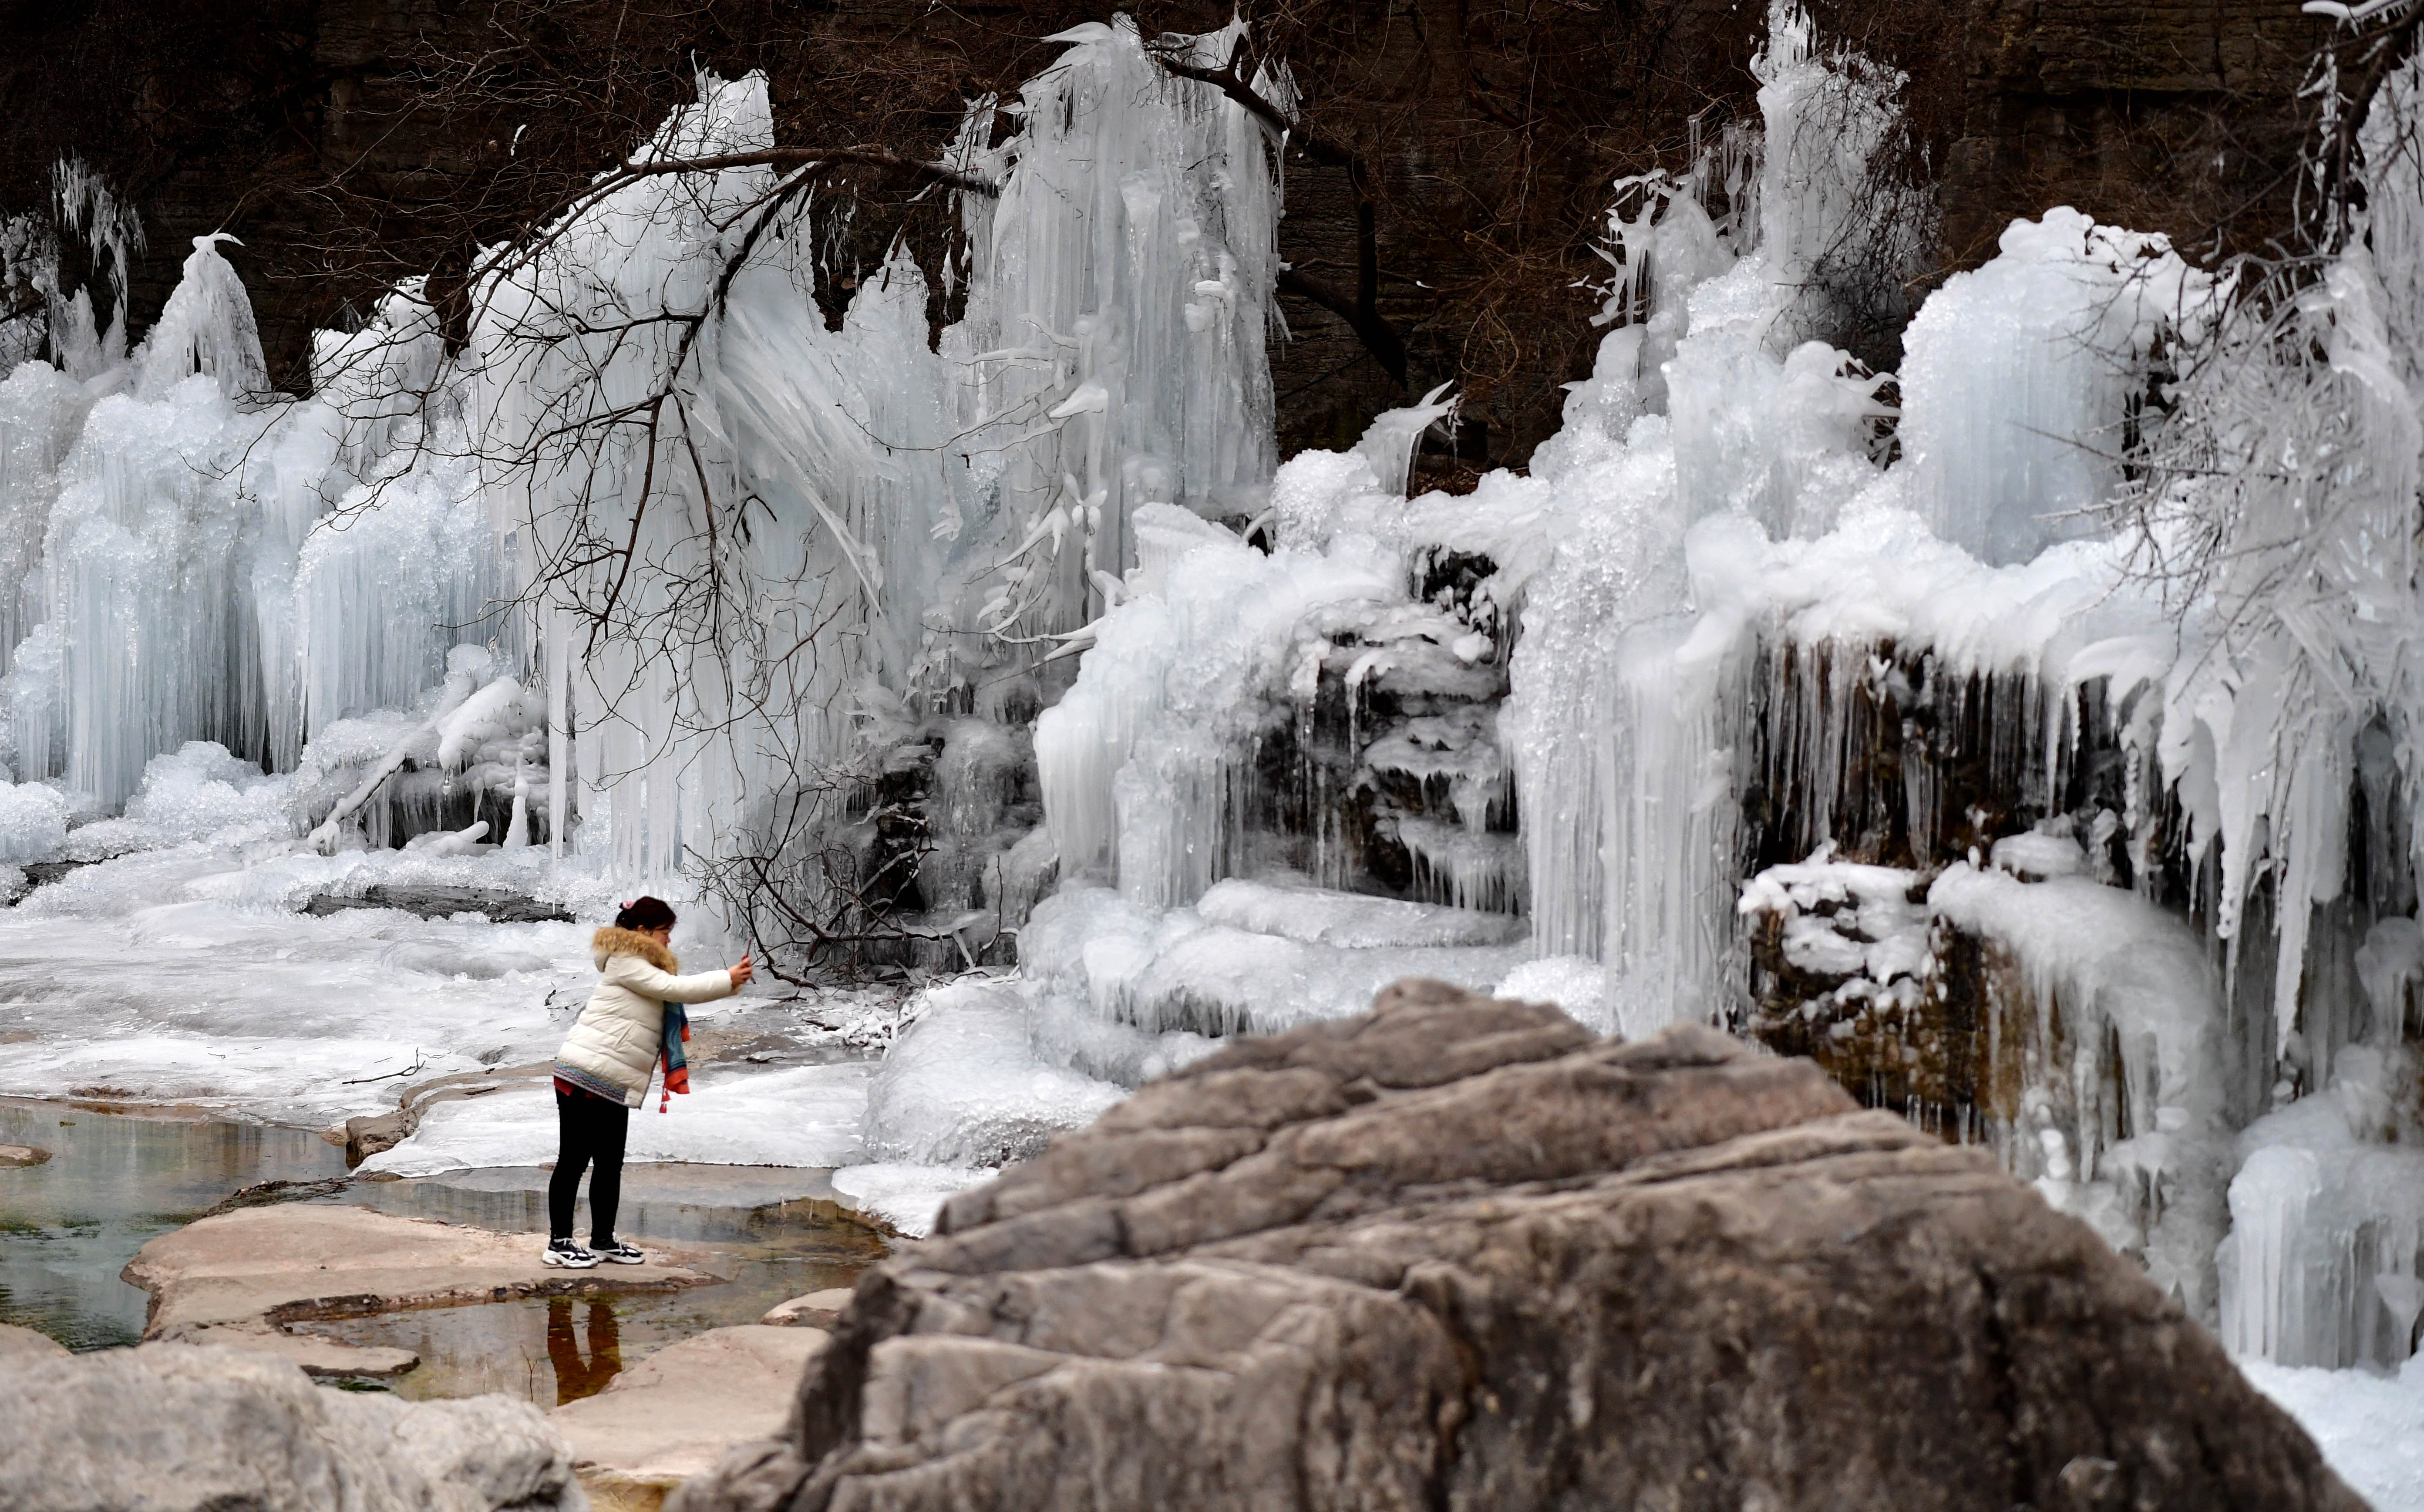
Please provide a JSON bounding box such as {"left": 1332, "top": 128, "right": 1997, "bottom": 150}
{"left": 0, "top": 980, "right": 2368, "bottom": 1512}
{"left": 677, "top": 980, "right": 2364, "bottom": 1512}
{"left": 0, "top": 1344, "right": 584, "bottom": 1512}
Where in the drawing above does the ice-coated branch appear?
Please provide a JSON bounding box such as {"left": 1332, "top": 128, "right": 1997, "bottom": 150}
{"left": 1153, "top": 37, "right": 1411, "bottom": 390}
{"left": 2310, "top": 1, "right": 2424, "bottom": 246}
{"left": 613, "top": 148, "right": 998, "bottom": 199}
{"left": 306, "top": 740, "right": 417, "bottom": 855}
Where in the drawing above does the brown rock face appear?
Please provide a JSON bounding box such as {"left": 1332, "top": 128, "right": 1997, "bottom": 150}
{"left": 672, "top": 979, "right": 2361, "bottom": 1512}
{"left": 0, "top": 0, "right": 2327, "bottom": 470}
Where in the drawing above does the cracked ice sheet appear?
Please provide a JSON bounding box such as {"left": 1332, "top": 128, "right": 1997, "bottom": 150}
{"left": 360, "top": 1062, "right": 875, "bottom": 1177}
{"left": 2240, "top": 1355, "right": 2424, "bottom": 1512}
{"left": 0, "top": 843, "right": 729, "bottom": 1133}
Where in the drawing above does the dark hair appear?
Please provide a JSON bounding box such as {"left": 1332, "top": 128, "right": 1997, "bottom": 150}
{"left": 614, "top": 896, "right": 677, "bottom": 932}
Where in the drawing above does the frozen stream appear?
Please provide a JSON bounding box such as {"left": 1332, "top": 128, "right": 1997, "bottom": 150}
{"left": 0, "top": 847, "right": 2417, "bottom": 1508}
{"left": 0, "top": 844, "right": 889, "bottom": 1148}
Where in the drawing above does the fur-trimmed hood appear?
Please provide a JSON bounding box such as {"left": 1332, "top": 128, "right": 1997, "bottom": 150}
{"left": 593, "top": 926, "right": 677, "bottom": 973}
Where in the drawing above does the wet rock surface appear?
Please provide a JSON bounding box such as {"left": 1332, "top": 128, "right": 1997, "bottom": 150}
{"left": 676, "top": 979, "right": 2364, "bottom": 1512}
{"left": 125, "top": 1204, "right": 714, "bottom": 1376}
{"left": 555, "top": 1324, "right": 832, "bottom": 1508}
{"left": 0, "top": 1342, "right": 585, "bottom": 1512}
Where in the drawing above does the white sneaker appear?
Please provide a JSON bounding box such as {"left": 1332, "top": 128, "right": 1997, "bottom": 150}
{"left": 541, "top": 1238, "right": 599, "bottom": 1269}
{"left": 592, "top": 1241, "right": 645, "bottom": 1265}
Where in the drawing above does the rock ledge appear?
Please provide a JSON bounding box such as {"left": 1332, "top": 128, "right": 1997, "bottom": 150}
{"left": 676, "top": 978, "right": 2363, "bottom": 1512}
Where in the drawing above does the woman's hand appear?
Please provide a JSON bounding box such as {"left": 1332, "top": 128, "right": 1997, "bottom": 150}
{"left": 729, "top": 953, "right": 755, "bottom": 989}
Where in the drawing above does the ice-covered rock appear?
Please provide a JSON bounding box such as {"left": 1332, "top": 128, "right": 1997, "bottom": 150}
{"left": 0, "top": 1343, "right": 585, "bottom": 1512}
{"left": 861, "top": 978, "right": 1123, "bottom": 1169}
{"left": 675, "top": 980, "right": 2363, "bottom": 1512}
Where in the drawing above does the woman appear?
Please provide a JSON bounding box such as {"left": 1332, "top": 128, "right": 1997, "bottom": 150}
{"left": 542, "top": 896, "right": 753, "bottom": 1268}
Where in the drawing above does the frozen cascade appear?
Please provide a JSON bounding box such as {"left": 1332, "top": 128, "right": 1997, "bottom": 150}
{"left": 0, "top": 17, "right": 1282, "bottom": 891}
{"left": 1029, "top": 0, "right": 2419, "bottom": 1388}
{"left": 0, "top": 0, "right": 2417, "bottom": 1438}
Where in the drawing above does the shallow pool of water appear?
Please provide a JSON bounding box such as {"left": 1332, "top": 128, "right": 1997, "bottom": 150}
{"left": 0, "top": 1099, "right": 886, "bottom": 1388}
{"left": 0, "top": 1098, "right": 349, "bottom": 1349}
{"left": 298, "top": 1165, "right": 884, "bottom": 1402}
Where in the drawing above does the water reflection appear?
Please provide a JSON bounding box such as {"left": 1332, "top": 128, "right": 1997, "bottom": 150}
{"left": 293, "top": 1169, "right": 885, "bottom": 1402}
{"left": 545, "top": 1298, "right": 621, "bottom": 1404}
{"left": 0, "top": 1098, "right": 886, "bottom": 1390}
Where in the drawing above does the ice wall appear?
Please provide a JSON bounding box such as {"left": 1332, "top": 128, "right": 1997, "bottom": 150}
{"left": 478, "top": 21, "right": 1282, "bottom": 889}
{"left": 1029, "top": 0, "right": 2420, "bottom": 1372}
{"left": 0, "top": 17, "right": 1281, "bottom": 896}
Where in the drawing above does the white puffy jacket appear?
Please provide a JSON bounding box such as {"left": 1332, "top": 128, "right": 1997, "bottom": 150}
{"left": 553, "top": 927, "right": 737, "bottom": 1107}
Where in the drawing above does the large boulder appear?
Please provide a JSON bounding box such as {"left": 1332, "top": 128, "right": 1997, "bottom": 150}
{"left": 676, "top": 979, "right": 2364, "bottom": 1512}
{"left": 0, "top": 1342, "right": 584, "bottom": 1511}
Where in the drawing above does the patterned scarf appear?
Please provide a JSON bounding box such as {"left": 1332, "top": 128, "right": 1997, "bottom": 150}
{"left": 659, "top": 1002, "right": 690, "bottom": 1113}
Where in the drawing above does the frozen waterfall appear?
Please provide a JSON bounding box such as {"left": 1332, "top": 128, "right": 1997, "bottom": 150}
{"left": 0, "top": 0, "right": 2417, "bottom": 1424}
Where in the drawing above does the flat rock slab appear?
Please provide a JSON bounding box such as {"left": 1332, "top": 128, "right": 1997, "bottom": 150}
{"left": 0, "top": 1322, "right": 69, "bottom": 1364}
{"left": 675, "top": 979, "right": 2367, "bottom": 1512}
{"left": 761, "top": 1289, "right": 853, "bottom": 1329}
{"left": 125, "top": 1205, "right": 714, "bottom": 1346}
{"left": 0, "top": 1143, "right": 50, "bottom": 1167}
{"left": 176, "top": 1320, "right": 421, "bottom": 1378}
{"left": 303, "top": 884, "right": 573, "bottom": 923}
{"left": 556, "top": 1325, "right": 828, "bottom": 1505}
{"left": 0, "top": 1342, "right": 584, "bottom": 1511}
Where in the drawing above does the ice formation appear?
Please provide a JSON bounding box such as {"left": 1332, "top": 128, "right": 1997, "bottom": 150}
{"left": 0, "top": 18, "right": 1279, "bottom": 889}
{"left": 0, "top": 0, "right": 2418, "bottom": 1444}
{"left": 1019, "top": 0, "right": 2424, "bottom": 1385}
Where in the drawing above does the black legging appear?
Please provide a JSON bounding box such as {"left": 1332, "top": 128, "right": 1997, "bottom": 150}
{"left": 549, "top": 1088, "right": 629, "bottom": 1245}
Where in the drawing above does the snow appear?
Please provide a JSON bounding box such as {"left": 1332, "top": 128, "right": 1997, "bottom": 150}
{"left": 832, "top": 1162, "right": 998, "bottom": 1239}
{"left": 2241, "top": 1355, "right": 2424, "bottom": 1512}
{"left": 862, "top": 977, "right": 1127, "bottom": 1167}
{"left": 0, "top": 777, "right": 70, "bottom": 860}
{"left": 1018, "top": 881, "right": 1527, "bottom": 1040}
{"left": 1493, "top": 955, "right": 1615, "bottom": 1035}
{"left": 1193, "top": 878, "right": 1522, "bottom": 949}
{"left": 359, "top": 1062, "right": 874, "bottom": 1178}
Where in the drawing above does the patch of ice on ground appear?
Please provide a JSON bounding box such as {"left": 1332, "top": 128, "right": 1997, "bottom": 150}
{"left": 864, "top": 978, "right": 1126, "bottom": 1167}
{"left": 0, "top": 779, "right": 74, "bottom": 862}
{"left": 57, "top": 741, "right": 293, "bottom": 858}
{"left": 1193, "top": 878, "right": 1524, "bottom": 948}
{"left": 2239, "top": 1355, "right": 2424, "bottom": 1512}
{"left": 1020, "top": 882, "right": 1529, "bottom": 1038}
{"left": 0, "top": 899, "right": 595, "bottom": 1124}
{"left": 360, "top": 1061, "right": 875, "bottom": 1176}
{"left": 0, "top": 840, "right": 733, "bottom": 1128}
{"left": 832, "top": 1162, "right": 997, "bottom": 1239}
{"left": 1494, "top": 955, "right": 1613, "bottom": 1034}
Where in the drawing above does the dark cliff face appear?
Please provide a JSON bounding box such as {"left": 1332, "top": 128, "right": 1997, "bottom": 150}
{"left": 0, "top": 0, "right": 2325, "bottom": 471}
